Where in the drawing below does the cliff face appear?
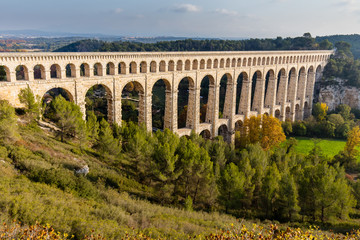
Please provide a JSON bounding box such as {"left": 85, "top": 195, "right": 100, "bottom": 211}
{"left": 318, "top": 78, "right": 360, "bottom": 110}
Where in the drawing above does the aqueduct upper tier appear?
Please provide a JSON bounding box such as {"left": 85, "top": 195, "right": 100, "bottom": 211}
{"left": 0, "top": 50, "right": 332, "bottom": 141}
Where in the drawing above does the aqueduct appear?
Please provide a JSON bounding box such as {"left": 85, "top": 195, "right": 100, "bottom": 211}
{"left": 0, "top": 50, "right": 332, "bottom": 141}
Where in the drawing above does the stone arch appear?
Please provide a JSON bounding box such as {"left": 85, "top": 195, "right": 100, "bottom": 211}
{"left": 316, "top": 65, "right": 322, "bottom": 80}
{"left": 177, "top": 60, "right": 183, "bottom": 71}
{"left": 296, "top": 67, "right": 306, "bottom": 100}
{"left": 140, "top": 61, "right": 147, "bottom": 73}
{"left": 276, "top": 68, "right": 287, "bottom": 105}
{"left": 237, "top": 58, "right": 241, "bottom": 67}
{"left": 248, "top": 58, "right": 252, "bottom": 66}
{"left": 200, "top": 59, "right": 205, "bottom": 69}
{"left": 271, "top": 57, "right": 274, "bottom": 65}
{"left": 266, "top": 57, "right": 270, "bottom": 65}
{"left": 287, "top": 67, "right": 297, "bottom": 102}
{"left": 243, "top": 58, "right": 247, "bottom": 67}
{"left": 85, "top": 84, "right": 113, "bottom": 122}
{"left": 200, "top": 129, "right": 211, "bottom": 139}
{"left": 290, "top": 56, "right": 293, "bottom": 63}
{"left": 258, "top": 57, "right": 262, "bottom": 66}
{"left": 185, "top": 60, "right": 191, "bottom": 70}
{"left": 15, "top": 65, "right": 28, "bottom": 81}
{"left": 218, "top": 124, "right": 230, "bottom": 142}
{"left": 159, "top": 61, "right": 166, "bottom": 72}
{"left": 42, "top": 87, "right": 74, "bottom": 109}
{"left": 285, "top": 106, "right": 291, "bottom": 120}
{"left": 33, "top": 64, "right": 45, "bottom": 80}
{"left": 0, "top": 65, "right": 10, "bottom": 82}
{"left": 93, "top": 63, "right": 103, "bottom": 76}
{"left": 275, "top": 109, "right": 281, "bottom": 119}
{"left": 279, "top": 57, "right": 282, "bottom": 64}
{"left": 66, "top": 63, "right": 76, "bottom": 78}
{"left": 106, "top": 62, "right": 115, "bottom": 75}
{"left": 231, "top": 58, "right": 236, "bottom": 67}
{"left": 80, "top": 63, "right": 90, "bottom": 77}
{"left": 152, "top": 78, "right": 172, "bottom": 130}
{"left": 192, "top": 59, "right": 198, "bottom": 70}
{"left": 213, "top": 59, "right": 219, "bottom": 68}
{"left": 234, "top": 120, "right": 243, "bottom": 132}
{"left": 178, "top": 77, "right": 196, "bottom": 129}
{"left": 304, "top": 101, "right": 311, "bottom": 119}
{"left": 262, "top": 57, "right": 266, "bottom": 65}
{"left": 121, "top": 81, "right": 145, "bottom": 124}
{"left": 264, "top": 69, "right": 275, "bottom": 108}
{"left": 207, "top": 59, "right": 212, "bottom": 69}
{"left": 150, "top": 61, "right": 157, "bottom": 73}
{"left": 253, "top": 58, "right": 256, "bottom": 66}
{"left": 118, "top": 62, "right": 126, "bottom": 74}
{"left": 129, "top": 61, "right": 137, "bottom": 74}
{"left": 220, "top": 59, "right": 225, "bottom": 68}
{"left": 251, "top": 70, "right": 263, "bottom": 111}
{"left": 226, "top": 58, "right": 231, "bottom": 68}
{"left": 50, "top": 64, "right": 61, "bottom": 79}
{"left": 274, "top": 57, "right": 278, "bottom": 64}
{"left": 200, "top": 75, "right": 216, "bottom": 123}
{"left": 237, "top": 72, "right": 249, "bottom": 115}
{"left": 219, "top": 73, "right": 233, "bottom": 118}
{"left": 168, "top": 60, "right": 175, "bottom": 71}
{"left": 295, "top": 104, "right": 301, "bottom": 120}
{"left": 286, "top": 56, "right": 289, "bottom": 63}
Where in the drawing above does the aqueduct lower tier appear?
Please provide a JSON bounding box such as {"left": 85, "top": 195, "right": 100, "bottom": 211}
{"left": 0, "top": 50, "right": 332, "bottom": 141}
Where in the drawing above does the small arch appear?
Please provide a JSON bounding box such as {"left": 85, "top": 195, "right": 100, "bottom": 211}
{"left": 279, "top": 57, "right": 282, "bottom": 64}
{"left": 118, "top": 62, "right": 126, "bottom": 74}
{"left": 220, "top": 59, "right": 225, "bottom": 68}
{"left": 218, "top": 124, "right": 229, "bottom": 143}
{"left": 80, "top": 63, "right": 90, "bottom": 77}
{"left": 0, "top": 65, "right": 10, "bottom": 82}
{"left": 266, "top": 57, "right": 270, "bottom": 65}
{"left": 192, "top": 59, "right": 198, "bottom": 70}
{"left": 207, "top": 59, "right": 212, "bottom": 69}
{"left": 106, "top": 62, "right": 115, "bottom": 75}
{"left": 262, "top": 57, "right": 266, "bottom": 65}
{"left": 285, "top": 106, "right": 291, "bottom": 120}
{"left": 226, "top": 58, "right": 231, "bottom": 68}
{"left": 200, "top": 129, "right": 211, "bottom": 140}
{"left": 235, "top": 120, "right": 243, "bottom": 132}
{"left": 213, "top": 59, "right": 219, "bottom": 68}
{"left": 185, "top": 60, "right": 191, "bottom": 71}
{"left": 253, "top": 58, "right": 256, "bottom": 66}
{"left": 159, "top": 61, "right": 166, "bottom": 72}
{"left": 200, "top": 59, "right": 205, "bottom": 69}
{"left": 129, "top": 62, "right": 137, "bottom": 74}
{"left": 66, "top": 64, "right": 76, "bottom": 78}
{"left": 275, "top": 109, "right": 281, "bottom": 120}
{"left": 150, "top": 61, "right": 157, "bottom": 73}
{"left": 50, "top": 64, "right": 61, "bottom": 79}
{"left": 140, "top": 61, "right": 147, "bottom": 73}
{"left": 231, "top": 58, "right": 236, "bottom": 67}
{"left": 237, "top": 58, "right": 241, "bottom": 67}
{"left": 295, "top": 104, "right": 301, "bottom": 120}
{"left": 290, "top": 56, "right": 293, "bottom": 63}
{"left": 177, "top": 60, "right": 183, "bottom": 71}
{"left": 274, "top": 57, "right": 278, "bottom": 64}
{"left": 243, "top": 58, "right": 247, "bottom": 67}
{"left": 15, "top": 65, "right": 29, "bottom": 81}
{"left": 33, "top": 64, "right": 45, "bottom": 80}
{"left": 93, "top": 63, "right": 103, "bottom": 76}
{"left": 168, "top": 60, "right": 175, "bottom": 71}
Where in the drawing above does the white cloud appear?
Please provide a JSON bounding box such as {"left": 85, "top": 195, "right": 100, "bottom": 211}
{"left": 214, "top": 8, "right": 238, "bottom": 16}
{"left": 173, "top": 4, "right": 200, "bottom": 13}
{"left": 114, "top": 8, "right": 123, "bottom": 14}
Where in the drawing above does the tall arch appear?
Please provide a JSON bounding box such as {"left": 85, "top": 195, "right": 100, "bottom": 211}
{"left": 42, "top": 88, "right": 75, "bottom": 119}
{"left": 296, "top": 67, "right": 307, "bottom": 102}
{"left": 152, "top": 79, "right": 172, "bottom": 130}
{"left": 121, "top": 81, "right": 145, "bottom": 124}
{"left": 85, "top": 84, "right": 113, "bottom": 122}
{"left": 276, "top": 68, "right": 287, "bottom": 105}
{"left": 200, "top": 75, "right": 215, "bottom": 123}
{"left": 286, "top": 67, "right": 297, "bottom": 103}
{"left": 238, "top": 72, "right": 250, "bottom": 115}
{"left": 251, "top": 70, "right": 263, "bottom": 112}
{"left": 33, "top": 64, "right": 45, "bottom": 80}
{"left": 219, "top": 73, "right": 233, "bottom": 118}
{"left": 264, "top": 69, "right": 276, "bottom": 108}
{"left": 177, "top": 77, "right": 195, "bottom": 129}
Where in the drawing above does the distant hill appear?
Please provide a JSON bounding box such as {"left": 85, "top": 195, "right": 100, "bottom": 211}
{"left": 316, "top": 34, "right": 360, "bottom": 59}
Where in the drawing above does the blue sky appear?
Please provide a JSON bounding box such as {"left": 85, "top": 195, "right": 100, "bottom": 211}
{"left": 1, "top": 0, "right": 359, "bottom": 38}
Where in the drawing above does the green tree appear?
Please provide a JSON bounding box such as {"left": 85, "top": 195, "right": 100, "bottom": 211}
{"left": 336, "top": 104, "right": 351, "bottom": 120}
{"left": 0, "top": 100, "right": 19, "bottom": 142}
{"left": 277, "top": 173, "right": 300, "bottom": 220}
{"left": 86, "top": 110, "right": 99, "bottom": 144}
{"left": 96, "top": 118, "right": 120, "bottom": 155}
{"left": 18, "top": 86, "right": 41, "bottom": 121}
{"left": 261, "top": 162, "right": 281, "bottom": 218}
{"left": 312, "top": 102, "right": 328, "bottom": 121}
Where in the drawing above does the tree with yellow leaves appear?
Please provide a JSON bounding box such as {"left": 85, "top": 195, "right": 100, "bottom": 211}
{"left": 345, "top": 126, "right": 360, "bottom": 158}
{"left": 235, "top": 114, "right": 286, "bottom": 150}
{"left": 312, "top": 102, "right": 328, "bottom": 121}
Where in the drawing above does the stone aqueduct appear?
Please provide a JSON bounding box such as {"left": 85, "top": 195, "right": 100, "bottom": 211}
{"left": 0, "top": 50, "right": 332, "bottom": 141}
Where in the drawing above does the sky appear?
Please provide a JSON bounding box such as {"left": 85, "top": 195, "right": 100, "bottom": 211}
{"left": 1, "top": 0, "right": 360, "bottom": 38}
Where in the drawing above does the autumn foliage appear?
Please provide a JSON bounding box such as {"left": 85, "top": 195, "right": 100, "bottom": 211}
{"left": 235, "top": 114, "right": 286, "bottom": 150}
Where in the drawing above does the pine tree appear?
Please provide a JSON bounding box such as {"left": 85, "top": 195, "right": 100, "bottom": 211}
{"left": 86, "top": 110, "right": 99, "bottom": 144}
{"left": 96, "top": 118, "right": 120, "bottom": 155}
{"left": 0, "top": 100, "right": 19, "bottom": 142}
{"left": 18, "top": 86, "right": 41, "bottom": 121}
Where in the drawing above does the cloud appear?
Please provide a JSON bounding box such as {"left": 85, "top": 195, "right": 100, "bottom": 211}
{"left": 114, "top": 8, "right": 123, "bottom": 14}
{"left": 172, "top": 4, "right": 200, "bottom": 13}
{"left": 214, "top": 8, "right": 238, "bottom": 16}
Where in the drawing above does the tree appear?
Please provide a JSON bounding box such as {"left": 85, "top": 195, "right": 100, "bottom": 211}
{"left": 277, "top": 173, "right": 300, "bottom": 220}
{"left": 49, "top": 95, "right": 86, "bottom": 142}
{"left": 18, "top": 86, "right": 41, "bottom": 121}
{"left": 344, "top": 126, "right": 360, "bottom": 158}
{"left": 86, "top": 110, "right": 99, "bottom": 144}
{"left": 312, "top": 102, "right": 328, "bottom": 121}
{"left": 96, "top": 118, "right": 120, "bottom": 155}
{"left": 261, "top": 162, "right": 281, "bottom": 218}
{"left": 336, "top": 104, "right": 351, "bottom": 120}
{"left": 0, "top": 100, "right": 19, "bottom": 142}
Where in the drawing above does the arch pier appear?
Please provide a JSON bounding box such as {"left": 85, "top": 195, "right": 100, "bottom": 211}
{"left": 0, "top": 50, "right": 332, "bottom": 142}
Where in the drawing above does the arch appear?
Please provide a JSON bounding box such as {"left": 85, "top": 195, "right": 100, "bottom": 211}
{"left": 42, "top": 87, "right": 74, "bottom": 107}
{"left": 290, "top": 56, "right": 293, "bottom": 64}
{"left": 218, "top": 124, "right": 230, "bottom": 143}
{"left": 285, "top": 106, "right": 291, "bottom": 120}
{"left": 0, "top": 65, "right": 10, "bottom": 82}
{"left": 80, "top": 63, "right": 90, "bottom": 77}
{"left": 295, "top": 104, "right": 301, "bottom": 120}
{"left": 16, "top": 65, "right": 29, "bottom": 81}
{"left": 207, "top": 59, "right": 212, "bottom": 69}
{"left": 219, "top": 73, "right": 233, "bottom": 118}
{"left": 275, "top": 109, "right": 281, "bottom": 120}
{"left": 264, "top": 69, "right": 275, "bottom": 108}
{"left": 251, "top": 70, "right": 263, "bottom": 111}
{"left": 296, "top": 67, "right": 306, "bottom": 100}
{"left": 192, "top": 59, "right": 198, "bottom": 70}
{"left": 234, "top": 120, "right": 243, "bottom": 132}
{"left": 150, "top": 61, "right": 157, "bottom": 73}
{"left": 253, "top": 58, "right": 256, "bottom": 66}
{"left": 176, "top": 60, "right": 183, "bottom": 71}
{"left": 237, "top": 58, "right": 241, "bottom": 67}
{"left": 200, "top": 75, "right": 216, "bottom": 123}
{"left": 93, "top": 63, "right": 103, "bottom": 76}
{"left": 118, "top": 62, "right": 126, "bottom": 74}
{"left": 168, "top": 60, "right": 175, "bottom": 71}
{"left": 276, "top": 68, "right": 287, "bottom": 105}
{"left": 231, "top": 58, "right": 236, "bottom": 67}
{"left": 33, "top": 64, "right": 45, "bottom": 80}
{"left": 66, "top": 63, "right": 76, "bottom": 78}
{"left": 226, "top": 58, "right": 231, "bottom": 68}
{"left": 220, "top": 59, "right": 225, "bottom": 68}
{"left": 159, "top": 61, "right": 166, "bottom": 72}
{"left": 121, "top": 81, "right": 145, "bottom": 124}
{"left": 262, "top": 57, "right": 266, "bottom": 65}
{"left": 271, "top": 57, "right": 274, "bottom": 65}
{"left": 140, "top": 61, "right": 147, "bottom": 73}
{"left": 266, "top": 57, "right": 270, "bottom": 65}
{"left": 106, "top": 62, "right": 115, "bottom": 75}
{"left": 85, "top": 84, "right": 113, "bottom": 122}
{"left": 243, "top": 58, "right": 247, "bottom": 67}
{"left": 236, "top": 72, "right": 248, "bottom": 114}
{"left": 185, "top": 60, "right": 191, "bottom": 71}
{"left": 303, "top": 102, "right": 311, "bottom": 119}
{"left": 279, "top": 57, "right": 282, "bottom": 64}
{"left": 200, "top": 129, "right": 211, "bottom": 140}
{"left": 129, "top": 61, "right": 137, "bottom": 74}
{"left": 152, "top": 79, "right": 172, "bottom": 130}
{"left": 200, "top": 59, "right": 205, "bottom": 69}
{"left": 178, "top": 77, "right": 195, "bottom": 129}
{"left": 287, "top": 67, "right": 297, "bottom": 102}
{"left": 213, "top": 59, "right": 219, "bottom": 68}
{"left": 50, "top": 64, "right": 60, "bottom": 79}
